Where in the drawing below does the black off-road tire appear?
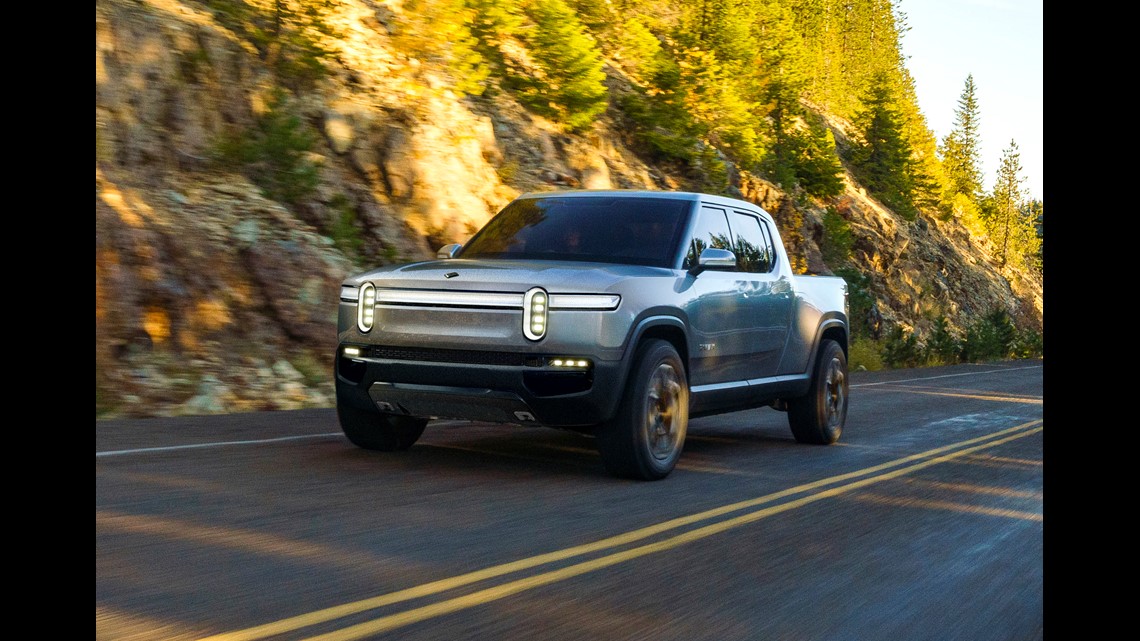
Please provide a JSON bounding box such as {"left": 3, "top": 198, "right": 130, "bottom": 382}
{"left": 596, "top": 340, "right": 689, "bottom": 480}
{"left": 337, "top": 403, "right": 428, "bottom": 451}
{"left": 787, "top": 338, "right": 848, "bottom": 444}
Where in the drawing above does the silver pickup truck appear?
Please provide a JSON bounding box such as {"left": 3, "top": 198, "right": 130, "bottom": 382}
{"left": 335, "top": 190, "right": 849, "bottom": 480}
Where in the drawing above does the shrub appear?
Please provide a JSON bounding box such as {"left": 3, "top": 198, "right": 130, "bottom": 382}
{"left": 213, "top": 89, "right": 319, "bottom": 205}
{"left": 328, "top": 194, "right": 363, "bottom": 262}
{"left": 847, "top": 338, "right": 884, "bottom": 372}
{"left": 961, "top": 307, "right": 1017, "bottom": 362}
{"left": 882, "top": 324, "right": 922, "bottom": 368}
{"left": 496, "top": 160, "right": 519, "bottom": 183}
{"left": 290, "top": 351, "right": 330, "bottom": 389}
{"left": 833, "top": 267, "right": 876, "bottom": 339}
{"left": 821, "top": 207, "right": 854, "bottom": 267}
{"left": 923, "top": 316, "right": 961, "bottom": 365}
{"left": 1011, "top": 327, "right": 1044, "bottom": 359}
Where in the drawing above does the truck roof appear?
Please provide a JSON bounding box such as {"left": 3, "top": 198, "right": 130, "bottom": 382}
{"left": 514, "top": 189, "right": 765, "bottom": 213}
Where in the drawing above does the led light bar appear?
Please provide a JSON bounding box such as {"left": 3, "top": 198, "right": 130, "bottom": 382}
{"left": 549, "top": 358, "right": 591, "bottom": 368}
{"left": 373, "top": 290, "right": 522, "bottom": 308}
{"left": 523, "top": 287, "right": 548, "bottom": 341}
{"left": 357, "top": 282, "right": 376, "bottom": 332}
{"left": 548, "top": 294, "right": 621, "bottom": 310}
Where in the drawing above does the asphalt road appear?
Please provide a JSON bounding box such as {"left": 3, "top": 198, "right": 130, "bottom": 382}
{"left": 96, "top": 359, "right": 1043, "bottom": 641}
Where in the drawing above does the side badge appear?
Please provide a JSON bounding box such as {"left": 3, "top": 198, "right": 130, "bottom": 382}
{"left": 444, "top": 272, "right": 459, "bottom": 279}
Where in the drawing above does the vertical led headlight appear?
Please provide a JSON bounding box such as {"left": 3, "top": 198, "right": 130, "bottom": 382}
{"left": 357, "top": 282, "right": 376, "bottom": 332}
{"left": 523, "top": 287, "right": 547, "bottom": 341}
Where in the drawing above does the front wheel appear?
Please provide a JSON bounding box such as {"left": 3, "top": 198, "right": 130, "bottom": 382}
{"left": 337, "top": 403, "right": 428, "bottom": 451}
{"left": 787, "top": 338, "right": 848, "bottom": 444}
{"left": 596, "top": 340, "right": 689, "bottom": 480}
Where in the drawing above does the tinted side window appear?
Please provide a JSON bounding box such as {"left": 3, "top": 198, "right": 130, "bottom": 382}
{"left": 757, "top": 219, "right": 777, "bottom": 272}
{"left": 730, "top": 211, "right": 774, "bottom": 273}
{"left": 683, "top": 207, "right": 733, "bottom": 270}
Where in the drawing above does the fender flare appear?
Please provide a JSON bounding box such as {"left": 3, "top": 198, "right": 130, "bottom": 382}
{"left": 806, "top": 316, "right": 849, "bottom": 369}
{"left": 614, "top": 314, "right": 691, "bottom": 388}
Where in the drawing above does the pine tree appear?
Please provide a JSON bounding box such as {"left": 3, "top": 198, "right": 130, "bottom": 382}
{"left": 941, "top": 74, "right": 983, "bottom": 202}
{"left": 793, "top": 121, "right": 845, "bottom": 198}
{"left": 613, "top": 17, "right": 666, "bottom": 85}
{"left": 684, "top": 0, "right": 755, "bottom": 69}
{"left": 467, "top": 0, "right": 523, "bottom": 67}
{"left": 394, "top": 0, "right": 490, "bottom": 96}
{"left": 883, "top": 324, "right": 922, "bottom": 368}
{"left": 852, "top": 71, "right": 918, "bottom": 219}
{"left": 895, "top": 67, "right": 944, "bottom": 214}
{"left": 566, "top": 0, "right": 612, "bottom": 32}
{"left": 962, "top": 307, "right": 1017, "bottom": 361}
{"left": 924, "top": 316, "right": 961, "bottom": 365}
{"left": 1023, "top": 198, "right": 1043, "bottom": 271}
{"left": 520, "top": 0, "right": 609, "bottom": 131}
{"left": 675, "top": 46, "right": 762, "bottom": 167}
{"left": 787, "top": 0, "right": 830, "bottom": 103}
{"left": 982, "top": 140, "right": 1040, "bottom": 269}
{"left": 753, "top": 0, "right": 808, "bottom": 188}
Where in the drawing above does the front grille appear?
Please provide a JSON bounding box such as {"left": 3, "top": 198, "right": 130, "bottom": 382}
{"left": 369, "top": 345, "right": 529, "bottom": 367}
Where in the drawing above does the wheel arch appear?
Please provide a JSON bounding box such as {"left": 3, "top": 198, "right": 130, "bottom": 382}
{"left": 818, "top": 318, "right": 849, "bottom": 360}
{"left": 624, "top": 315, "right": 691, "bottom": 381}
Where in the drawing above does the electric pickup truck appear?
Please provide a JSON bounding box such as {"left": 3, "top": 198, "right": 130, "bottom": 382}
{"left": 335, "top": 190, "right": 849, "bottom": 480}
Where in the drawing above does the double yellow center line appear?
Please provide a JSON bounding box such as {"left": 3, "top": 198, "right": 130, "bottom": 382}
{"left": 202, "top": 420, "right": 1042, "bottom": 641}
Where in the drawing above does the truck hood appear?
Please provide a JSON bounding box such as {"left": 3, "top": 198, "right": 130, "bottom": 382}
{"left": 345, "top": 259, "right": 674, "bottom": 293}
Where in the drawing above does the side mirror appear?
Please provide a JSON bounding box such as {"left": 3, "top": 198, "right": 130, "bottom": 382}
{"left": 437, "top": 243, "right": 462, "bottom": 259}
{"left": 689, "top": 248, "right": 736, "bottom": 275}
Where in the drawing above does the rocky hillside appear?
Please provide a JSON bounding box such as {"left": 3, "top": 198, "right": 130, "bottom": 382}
{"left": 95, "top": 0, "right": 1042, "bottom": 418}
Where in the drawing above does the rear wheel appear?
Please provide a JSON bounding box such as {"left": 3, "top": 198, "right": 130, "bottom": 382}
{"left": 787, "top": 338, "right": 848, "bottom": 444}
{"left": 596, "top": 340, "right": 689, "bottom": 480}
{"left": 337, "top": 403, "right": 428, "bottom": 451}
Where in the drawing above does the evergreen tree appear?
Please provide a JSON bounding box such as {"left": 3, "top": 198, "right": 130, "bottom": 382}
{"left": 1023, "top": 198, "right": 1043, "bottom": 271}
{"left": 215, "top": 88, "right": 318, "bottom": 205}
{"left": 753, "top": 0, "right": 808, "bottom": 189}
{"left": 962, "top": 307, "right": 1017, "bottom": 362}
{"left": 940, "top": 74, "right": 983, "bottom": 202}
{"left": 467, "top": 0, "right": 523, "bottom": 69}
{"left": 675, "top": 46, "right": 762, "bottom": 167}
{"left": 684, "top": 0, "right": 755, "bottom": 69}
{"left": 924, "top": 316, "right": 961, "bottom": 365}
{"left": 394, "top": 0, "right": 490, "bottom": 96}
{"left": 852, "top": 72, "right": 918, "bottom": 219}
{"left": 204, "top": 0, "right": 340, "bottom": 91}
{"left": 882, "top": 324, "right": 922, "bottom": 368}
{"left": 612, "top": 27, "right": 702, "bottom": 165}
{"left": 982, "top": 140, "right": 1039, "bottom": 268}
{"left": 566, "top": 0, "right": 613, "bottom": 32}
{"left": 786, "top": 0, "right": 831, "bottom": 103}
{"left": 613, "top": 17, "right": 666, "bottom": 85}
{"left": 520, "top": 0, "right": 609, "bottom": 131}
{"left": 791, "top": 120, "right": 845, "bottom": 198}
{"left": 895, "top": 67, "right": 944, "bottom": 214}
{"left": 788, "top": 0, "right": 916, "bottom": 125}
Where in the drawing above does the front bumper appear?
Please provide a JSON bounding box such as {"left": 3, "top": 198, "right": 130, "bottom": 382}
{"left": 335, "top": 344, "right": 626, "bottom": 428}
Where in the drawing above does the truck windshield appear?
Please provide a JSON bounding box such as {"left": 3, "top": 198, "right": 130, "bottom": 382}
{"left": 459, "top": 196, "right": 690, "bottom": 268}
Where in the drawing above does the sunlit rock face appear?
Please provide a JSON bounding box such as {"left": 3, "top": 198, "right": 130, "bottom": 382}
{"left": 94, "top": 0, "right": 1041, "bottom": 418}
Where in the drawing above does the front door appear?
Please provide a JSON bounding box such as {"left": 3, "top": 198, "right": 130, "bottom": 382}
{"left": 727, "top": 210, "right": 793, "bottom": 380}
